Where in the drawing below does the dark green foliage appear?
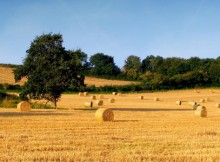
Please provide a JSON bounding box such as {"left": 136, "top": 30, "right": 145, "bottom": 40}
{"left": 13, "top": 33, "right": 87, "bottom": 107}
{"left": 89, "top": 53, "right": 120, "bottom": 76}
{"left": 123, "top": 55, "right": 142, "bottom": 80}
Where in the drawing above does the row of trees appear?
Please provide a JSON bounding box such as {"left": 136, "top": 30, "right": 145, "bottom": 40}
{"left": 89, "top": 54, "right": 220, "bottom": 88}
{"left": 14, "top": 33, "right": 220, "bottom": 107}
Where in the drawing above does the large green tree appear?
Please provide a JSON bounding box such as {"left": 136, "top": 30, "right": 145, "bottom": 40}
{"left": 89, "top": 53, "right": 120, "bottom": 76}
{"left": 14, "top": 33, "right": 88, "bottom": 108}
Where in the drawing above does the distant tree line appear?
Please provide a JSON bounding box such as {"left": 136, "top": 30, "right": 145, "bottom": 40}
{"left": 87, "top": 54, "right": 220, "bottom": 88}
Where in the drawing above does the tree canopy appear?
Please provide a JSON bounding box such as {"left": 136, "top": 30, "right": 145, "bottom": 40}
{"left": 89, "top": 53, "right": 120, "bottom": 76}
{"left": 14, "top": 33, "right": 88, "bottom": 107}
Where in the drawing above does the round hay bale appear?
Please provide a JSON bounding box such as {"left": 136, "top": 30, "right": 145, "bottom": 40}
{"left": 197, "top": 105, "right": 206, "bottom": 111}
{"left": 188, "top": 101, "right": 197, "bottom": 106}
{"left": 91, "top": 95, "right": 96, "bottom": 100}
{"left": 139, "top": 96, "right": 144, "bottom": 100}
{"left": 154, "top": 97, "right": 159, "bottom": 101}
{"left": 194, "top": 109, "right": 207, "bottom": 117}
{"left": 17, "top": 101, "right": 31, "bottom": 112}
{"left": 95, "top": 108, "right": 114, "bottom": 121}
{"left": 84, "top": 101, "right": 93, "bottom": 107}
{"left": 205, "top": 98, "right": 210, "bottom": 102}
{"left": 215, "top": 103, "right": 220, "bottom": 108}
{"left": 193, "top": 103, "right": 200, "bottom": 110}
{"left": 117, "top": 93, "right": 122, "bottom": 96}
{"left": 200, "top": 99, "right": 205, "bottom": 103}
{"left": 95, "top": 100, "right": 103, "bottom": 106}
{"left": 99, "top": 95, "right": 104, "bottom": 99}
{"left": 84, "top": 92, "right": 89, "bottom": 97}
{"left": 108, "top": 98, "right": 115, "bottom": 103}
{"left": 176, "top": 100, "right": 181, "bottom": 105}
{"left": 78, "top": 92, "right": 84, "bottom": 97}
{"left": 112, "top": 92, "right": 117, "bottom": 95}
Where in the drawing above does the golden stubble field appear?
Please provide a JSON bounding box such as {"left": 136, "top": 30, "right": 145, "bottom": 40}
{"left": 1, "top": 89, "right": 220, "bottom": 161}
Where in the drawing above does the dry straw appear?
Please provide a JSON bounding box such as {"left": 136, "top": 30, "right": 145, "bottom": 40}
{"left": 194, "top": 106, "right": 207, "bottom": 117}
{"left": 194, "top": 90, "right": 200, "bottom": 93}
{"left": 108, "top": 98, "right": 115, "bottom": 103}
{"left": 154, "top": 97, "right": 159, "bottom": 101}
{"left": 139, "top": 96, "right": 144, "bottom": 100}
{"left": 95, "top": 108, "right": 114, "bottom": 121}
{"left": 188, "top": 101, "right": 197, "bottom": 106}
{"left": 84, "top": 92, "right": 89, "bottom": 97}
{"left": 99, "top": 95, "right": 104, "bottom": 99}
{"left": 176, "top": 100, "right": 181, "bottom": 105}
{"left": 78, "top": 92, "right": 84, "bottom": 97}
{"left": 17, "top": 101, "right": 31, "bottom": 112}
{"left": 112, "top": 92, "right": 117, "bottom": 95}
{"left": 215, "top": 103, "right": 220, "bottom": 108}
{"left": 205, "top": 98, "right": 210, "bottom": 102}
{"left": 200, "top": 99, "right": 205, "bottom": 103}
{"left": 193, "top": 103, "right": 200, "bottom": 110}
{"left": 91, "top": 95, "right": 96, "bottom": 100}
{"left": 117, "top": 93, "right": 122, "bottom": 96}
{"left": 84, "top": 101, "right": 93, "bottom": 107}
{"left": 95, "top": 100, "right": 103, "bottom": 106}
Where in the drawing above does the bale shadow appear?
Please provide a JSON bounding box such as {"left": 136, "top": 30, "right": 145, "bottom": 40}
{"left": 114, "top": 120, "right": 139, "bottom": 122}
{"left": 73, "top": 107, "right": 193, "bottom": 112}
{"left": 112, "top": 108, "right": 193, "bottom": 112}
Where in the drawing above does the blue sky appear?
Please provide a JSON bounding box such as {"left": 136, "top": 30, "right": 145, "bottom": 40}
{"left": 0, "top": 0, "right": 220, "bottom": 67}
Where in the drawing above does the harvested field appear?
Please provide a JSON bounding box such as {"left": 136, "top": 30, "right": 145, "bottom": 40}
{"left": 1, "top": 89, "right": 220, "bottom": 161}
{"left": 0, "top": 66, "right": 26, "bottom": 85}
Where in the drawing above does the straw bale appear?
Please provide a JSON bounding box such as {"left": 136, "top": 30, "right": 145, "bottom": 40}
{"left": 112, "top": 92, "right": 117, "bottom": 95}
{"left": 205, "top": 98, "right": 210, "bottom": 102}
{"left": 84, "top": 92, "right": 89, "bottom": 97}
{"left": 91, "top": 95, "right": 96, "bottom": 100}
{"left": 200, "top": 99, "right": 205, "bottom": 103}
{"left": 176, "top": 100, "right": 181, "bottom": 105}
{"left": 215, "top": 103, "right": 220, "bottom": 108}
{"left": 99, "top": 95, "right": 104, "bottom": 99}
{"left": 95, "top": 100, "right": 103, "bottom": 106}
{"left": 154, "top": 97, "right": 159, "bottom": 101}
{"left": 188, "top": 101, "right": 197, "bottom": 106}
{"left": 196, "top": 105, "right": 206, "bottom": 111}
{"left": 79, "top": 92, "right": 84, "bottom": 97}
{"left": 193, "top": 103, "right": 200, "bottom": 110}
{"left": 117, "top": 93, "right": 122, "bottom": 96}
{"left": 95, "top": 108, "right": 114, "bottom": 121}
{"left": 139, "top": 96, "right": 144, "bottom": 100}
{"left": 108, "top": 98, "right": 115, "bottom": 103}
{"left": 84, "top": 101, "right": 93, "bottom": 107}
{"left": 194, "top": 109, "right": 207, "bottom": 117}
{"left": 17, "top": 101, "right": 31, "bottom": 112}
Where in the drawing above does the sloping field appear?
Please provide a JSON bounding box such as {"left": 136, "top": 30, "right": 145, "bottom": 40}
{"left": 0, "top": 66, "right": 26, "bottom": 85}
{"left": 0, "top": 89, "right": 220, "bottom": 161}
{"left": 0, "top": 66, "right": 138, "bottom": 86}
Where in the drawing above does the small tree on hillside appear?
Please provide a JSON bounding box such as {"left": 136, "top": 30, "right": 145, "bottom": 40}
{"left": 14, "top": 33, "right": 88, "bottom": 108}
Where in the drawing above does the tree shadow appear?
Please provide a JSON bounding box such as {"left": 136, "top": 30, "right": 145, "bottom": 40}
{"left": 0, "top": 111, "right": 70, "bottom": 117}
